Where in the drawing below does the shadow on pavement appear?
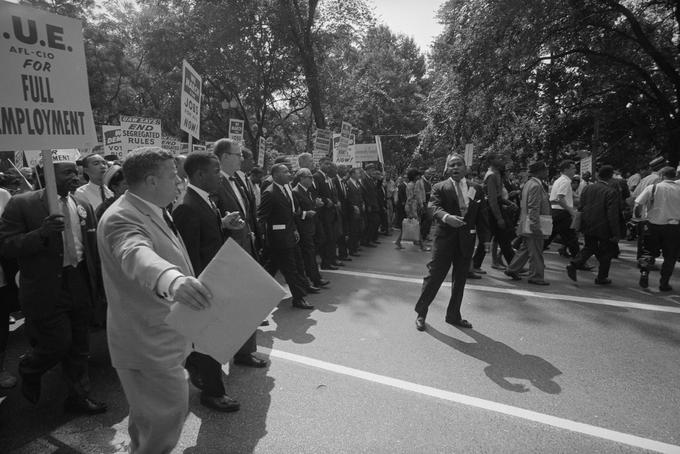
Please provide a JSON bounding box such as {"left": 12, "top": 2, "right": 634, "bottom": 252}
{"left": 262, "top": 303, "right": 316, "bottom": 345}
{"left": 426, "top": 327, "right": 562, "bottom": 394}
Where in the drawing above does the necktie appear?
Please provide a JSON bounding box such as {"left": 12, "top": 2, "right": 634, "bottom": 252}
{"left": 230, "top": 177, "right": 247, "bottom": 216}
{"left": 99, "top": 184, "right": 106, "bottom": 203}
{"left": 283, "top": 185, "right": 294, "bottom": 211}
{"left": 455, "top": 180, "right": 467, "bottom": 216}
{"left": 60, "top": 197, "right": 78, "bottom": 267}
{"left": 163, "top": 209, "right": 178, "bottom": 236}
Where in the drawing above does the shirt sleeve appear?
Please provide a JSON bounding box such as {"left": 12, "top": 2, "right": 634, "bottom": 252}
{"left": 156, "top": 269, "right": 184, "bottom": 301}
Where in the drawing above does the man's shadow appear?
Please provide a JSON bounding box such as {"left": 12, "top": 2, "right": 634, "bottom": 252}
{"left": 427, "top": 327, "right": 562, "bottom": 394}
{"left": 264, "top": 302, "right": 316, "bottom": 344}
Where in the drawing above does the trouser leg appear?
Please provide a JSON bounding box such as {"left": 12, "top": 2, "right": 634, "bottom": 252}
{"left": 415, "top": 239, "right": 452, "bottom": 317}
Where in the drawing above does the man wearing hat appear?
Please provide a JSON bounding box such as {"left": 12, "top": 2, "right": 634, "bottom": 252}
{"left": 0, "top": 153, "right": 106, "bottom": 413}
{"left": 630, "top": 156, "right": 667, "bottom": 287}
{"left": 74, "top": 153, "right": 113, "bottom": 213}
{"left": 505, "top": 161, "right": 551, "bottom": 284}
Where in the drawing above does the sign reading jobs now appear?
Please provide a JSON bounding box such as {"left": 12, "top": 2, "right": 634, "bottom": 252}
{"left": 0, "top": 2, "right": 97, "bottom": 150}
{"left": 180, "top": 60, "right": 201, "bottom": 139}
{"left": 120, "top": 115, "right": 161, "bottom": 154}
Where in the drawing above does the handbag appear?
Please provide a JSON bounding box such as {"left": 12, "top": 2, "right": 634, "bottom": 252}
{"left": 401, "top": 218, "right": 420, "bottom": 242}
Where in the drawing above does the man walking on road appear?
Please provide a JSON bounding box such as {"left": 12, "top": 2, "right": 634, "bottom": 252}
{"left": 545, "top": 160, "right": 580, "bottom": 258}
{"left": 634, "top": 166, "right": 680, "bottom": 291}
{"left": 566, "top": 165, "right": 621, "bottom": 285}
{"left": 414, "top": 153, "right": 489, "bottom": 331}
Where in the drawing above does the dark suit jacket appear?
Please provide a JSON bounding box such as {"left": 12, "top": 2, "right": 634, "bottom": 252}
{"left": 579, "top": 181, "right": 621, "bottom": 240}
{"left": 362, "top": 177, "right": 379, "bottom": 212}
{"left": 172, "top": 187, "right": 224, "bottom": 275}
{"left": 257, "top": 183, "right": 298, "bottom": 249}
{"left": 292, "top": 184, "right": 316, "bottom": 237}
{"left": 430, "top": 178, "right": 490, "bottom": 257}
{"left": 0, "top": 189, "right": 102, "bottom": 319}
{"left": 346, "top": 179, "right": 364, "bottom": 209}
{"left": 313, "top": 170, "right": 337, "bottom": 223}
{"left": 214, "top": 173, "right": 258, "bottom": 256}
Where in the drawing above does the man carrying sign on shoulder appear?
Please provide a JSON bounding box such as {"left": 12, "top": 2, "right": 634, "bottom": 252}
{"left": 98, "top": 147, "right": 212, "bottom": 453}
{"left": 0, "top": 153, "right": 106, "bottom": 414}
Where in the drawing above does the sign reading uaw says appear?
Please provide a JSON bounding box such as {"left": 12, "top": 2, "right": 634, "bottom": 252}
{"left": 0, "top": 2, "right": 97, "bottom": 150}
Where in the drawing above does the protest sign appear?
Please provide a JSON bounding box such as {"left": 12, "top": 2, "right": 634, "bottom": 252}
{"left": 14, "top": 150, "right": 23, "bottom": 166}
{"left": 375, "top": 135, "right": 384, "bottom": 164}
{"left": 119, "top": 116, "right": 161, "bottom": 154}
{"left": 0, "top": 2, "right": 97, "bottom": 150}
{"left": 161, "top": 135, "right": 180, "bottom": 155}
{"left": 102, "top": 125, "right": 122, "bottom": 159}
{"left": 313, "top": 128, "right": 332, "bottom": 163}
{"left": 258, "top": 136, "right": 266, "bottom": 167}
{"left": 464, "top": 143, "right": 474, "bottom": 167}
{"left": 23, "top": 148, "right": 79, "bottom": 168}
{"left": 166, "top": 238, "right": 287, "bottom": 364}
{"left": 352, "top": 143, "right": 379, "bottom": 163}
{"left": 192, "top": 144, "right": 206, "bottom": 152}
{"left": 180, "top": 60, "right": 201, "bottom": 139}
{"left": 580, "top": 155, "right": 592, "bottom": 175}
{"left": 228, "top": 119, "right": 244, "bottom": 143}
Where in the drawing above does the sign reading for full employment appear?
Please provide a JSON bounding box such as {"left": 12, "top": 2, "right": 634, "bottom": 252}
{"left": 0, "top": 2, "right": 97, "bottom": 150}
{"left": 228, "top": 119, "right": 244, "bottom": 143}
{"left": 120, "top": 115, "right": 161, "bottom": 154}
{"left": 180, "top": 60, "right": 201, "bottom": 139}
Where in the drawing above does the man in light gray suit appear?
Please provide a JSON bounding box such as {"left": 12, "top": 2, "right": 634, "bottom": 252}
{"left": 98, "top": 147, "right": 212, "bottom": 454}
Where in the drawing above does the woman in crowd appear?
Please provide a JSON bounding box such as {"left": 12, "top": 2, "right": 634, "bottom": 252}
{"left": 395, "top": 168, "right": 430, "bottom": 251}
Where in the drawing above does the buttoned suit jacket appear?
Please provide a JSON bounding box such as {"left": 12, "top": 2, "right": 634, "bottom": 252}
{"left": 172, "top": 187, "right": 225, "bottom": 274}
{"left": 214, "top": 174, "right": 255, "bottom": 255}
{"left": 579, "top": 181, "right": 621, "bottom": 240}
{"left": 97, "top": 191, "right": 194, "bottom": 370}
{"left": 292, "top": 184, "right": 316, "bottom": 238}
{"left": 258, "top": 184, "right": 298, "bottom": 249}
{"left": 430, "top": 178, "right": 490, "bottom": 258}
{"left": 0, "top": 189, "right": 102, "bottom": 320}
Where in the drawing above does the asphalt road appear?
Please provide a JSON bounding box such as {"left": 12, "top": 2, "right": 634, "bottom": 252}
{"left": 1, "top": 235, "right": 679, "bottom": 453}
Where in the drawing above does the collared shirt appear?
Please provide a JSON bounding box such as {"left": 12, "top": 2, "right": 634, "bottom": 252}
{"left": 549, "top": 174, "right": 573, "bottom": 210}
{"left": 61, "top": 195, "right": 84, "bottom": 266}
{"left": 74, "top": 181, "right": 113, "bottom": 211}
{"left": 127, "top": 191, "right": 184, "bottom": 301}
{"left": 221, "top": 170, "right": 246, "bottom": 215}
{"left": 635, "top": 180, "right": 680, "bottom": 225}
{"left": 274, "top": 182, "right": 295, "bottom": 212}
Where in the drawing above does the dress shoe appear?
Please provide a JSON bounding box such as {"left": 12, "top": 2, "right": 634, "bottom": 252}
{"left": 594, "top": 277, "right": 612, "bottom": 285}
{"left": 528, "top": 278, "right": 550, "bottom": 285}
{"left": 292, "top": 298, "right": 314, "bottom": 309}
{"left": 372, "top": 240, "right": 382, "bottom": 245}
{"left": 491, "top": 263, "right": 507, "bottom": 270}
{"left": 415, "top": 316, "right": 426, "bottom": 331}
{"left": 504, "top": 270, "right": 521, "bottom": 281}
{"left": 332, "top": 261, "right": 346, "bottom": 267}
{"left": 0, "top": 370, "right": 17, "bottom": 389}
{"left": 64, "top": 396, "right": 107, "bottom": 415}
{"left": 260, "top": 319, "right": 270, "bottom": 326}
{"left": 576, "top": 264, "right": 595, "bottom": 271}
{"left": 20, "top": 373, "right": 41, "bottom": 404}
{"left": 316, "top": 279, "right": 330, "bottom": 287}
{"left": 566, "top": 263, "right": 577, "bottom": 282}
{"left": 339, "top": 256, "right": 352, "bottom": 261}
{"left": 234, "top": 354, "right": 269, "bottom": 368}
{"left": 445, "top": 318, "right": 473, "bottom": 329}
{"left": 466, "top": 272, "right": 482, "bottom": 279}
{"left": 306, "top": 286, "right": 321, "bottom": 294}
{"left": 471, "top": 267, "right": 487, "bottom": 275}
{"left": 639, "top": 272, "right": 649, "bottom": 289}
{"left": 320, "top": 264, "right": 338, "bottom": 270}
{"left": 200, "top": 394, "right": 240, "bottom": 412}
{"left": 660, "top": 283, "right": 673, "bottom": 292}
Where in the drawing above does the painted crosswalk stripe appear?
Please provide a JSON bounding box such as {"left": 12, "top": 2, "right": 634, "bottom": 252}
{"left": 323, "top": 269, "right": 680, "bottom": 314}
{"left": 262, "top": 347, "right": 680, "bottom": 454}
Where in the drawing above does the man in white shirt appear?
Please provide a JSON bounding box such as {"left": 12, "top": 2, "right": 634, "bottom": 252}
{"left": 634, "top": 166, "right": 680, "bottom": 291}
{"left": 74, "top": 154, "right": 113, "bottom": 213}
{"left": 544, "top": 160, "right": 580, "bottom": 258}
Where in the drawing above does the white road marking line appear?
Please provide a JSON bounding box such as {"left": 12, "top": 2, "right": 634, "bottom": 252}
{"left": 323, "top": 269, "right": 680, "bottom": 314}
{"left": 262, "top": 347, "right": 680, "bottom": 454}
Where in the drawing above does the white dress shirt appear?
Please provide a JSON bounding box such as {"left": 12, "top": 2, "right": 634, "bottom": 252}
{"left": 74, "top": 181, "right": 113, "bottom": 211}
{"left": 221, "top": 170, "right": 246, "bottom": 214}
{"left": 61, "top": 195, "right": 84, "bottom": 266}
{"left": 635, "top": 180, "right": 680, "bottom": 225}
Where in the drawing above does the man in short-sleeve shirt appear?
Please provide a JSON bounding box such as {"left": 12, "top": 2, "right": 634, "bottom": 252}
{"left": 545, "top": 160, "right": 580, "bottom": 258}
